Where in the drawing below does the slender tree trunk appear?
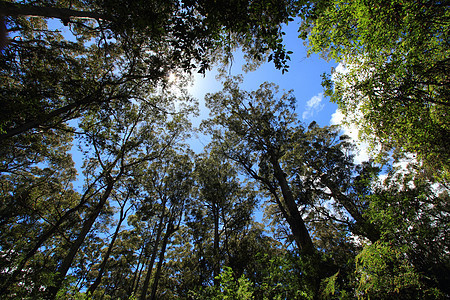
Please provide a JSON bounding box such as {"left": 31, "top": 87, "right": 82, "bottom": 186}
{"left": 0, "top": 177, "right": 104, "bottom": 295}
{"left": 129, "top": 245, "right": 147, "bottom": 297}
{"left": 270, "top": 156, "right": 315, "bottom": 255}
{"left": 212, "top": 202, "right": 220, "bottom": 287}
{"left": 140, "top": 206, "right": 167, "bottom": 300}
{"left": 46, "top": 177, "right": 115, "bottom": 299}
{"left": 149, "top": 222, "right": 176, "bottom": 300}
{"left": 0, "top": 0, "right": 107, "bottom": 20}
{"left": 221, "top": 209, "right": 232, "bottom": 273}
{"left": 87, "top": 204, "right": 127, "bottom": 295}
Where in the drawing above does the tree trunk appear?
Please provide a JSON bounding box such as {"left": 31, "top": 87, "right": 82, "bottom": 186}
{"left": 212, "top": 201, "right": 220, "bottom": 287}
{"left": 149, "top": 222, "right": 176, "bottom": 300}
{"left": 46, "top": 177, "right": 115, "bottom": 299}
{"left": 129, "top": 246, "right": 147, "bottom": 297}
{"left": 140, "top": 206, "right": 167, "bottom": 300}
{"left": 0, "top": 0, "right": 107, "bottom": 20}
{"left": 87, "top": 204, "right": 126, "bottom": 295}
{"left": 270, "top": 156, "right": 315, "bottom": 255}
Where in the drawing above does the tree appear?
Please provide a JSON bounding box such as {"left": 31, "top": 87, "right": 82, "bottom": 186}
{"left": 284, "top": 122, "right": 381, "bottom": 243}
{"left": 300, "top": 0, "right": 450, "bottom": 180}
{"left": 202, "top": 78, "right": 340, "bottom": 296}
{"left": 203, "top": 77, "right": 316, "bottom": 256}
{"left": 135, "top": 151, "right": 194, "bottom": 300}
{"left": 190, "top": 152, "right": 258, "bottom": 286}
{"left": 64, "top": 95, "right": 194, "bottom": 298}
{"left": 356, "top": 167, "right": 450, "bottom": 298}
{"left": 86, "top": 183, "right": 134, "bottom": 295}
{"left": 202, "top": 77, "right": 407, "bottom": 297}
{"left": 162, "top": 150, "right": 293, "bottom": 299}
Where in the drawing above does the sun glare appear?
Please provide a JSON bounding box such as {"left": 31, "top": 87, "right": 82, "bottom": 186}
{"left": 168, "top": 73, "right": 177, "bottom": 83}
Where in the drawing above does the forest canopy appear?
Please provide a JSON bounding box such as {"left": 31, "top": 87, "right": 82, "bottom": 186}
{"left": 0, "top": 0, "right": 448, "bottom": 299}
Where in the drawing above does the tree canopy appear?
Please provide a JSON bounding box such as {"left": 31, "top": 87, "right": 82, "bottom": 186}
{"left": 0, "top": 0, "right": 449, "bottom": 299}
{"left": 300, "top": 0, "right": 450, "bottom": 180}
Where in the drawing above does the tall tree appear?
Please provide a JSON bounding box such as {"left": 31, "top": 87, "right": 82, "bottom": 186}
{"left": 203, "top": 77, "right": 316, "bottom": 256}
{"left": 126, "top": 149, "right": 194, "bottom": 300}
{"left": 284, "top": 122, "right": 381, "bottom": 243}
{"left": 190, "top": 152, "right": 258, "bottom": 286}
{"left": 202, "top": 77, "right": 393, "bottom": 296}
{"left": 86, "top": 183, "right": 133, "bottom": 295}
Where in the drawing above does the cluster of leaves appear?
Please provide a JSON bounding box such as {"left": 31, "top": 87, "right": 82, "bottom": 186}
{"left": 300, "top": 0, "right": 450, "bottom": 181}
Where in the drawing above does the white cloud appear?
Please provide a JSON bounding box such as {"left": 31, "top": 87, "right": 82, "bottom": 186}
{"left": 333, "top": 62, "right": 349, "bottom": 77}
{"left": 328, "top": 62, "right": 373, "bottom": 164}
{"left": 330, "top": 109, "right": 370, "bottom": 164}
{"left": 302, "top": 93, "right": 324, "bottom": 120}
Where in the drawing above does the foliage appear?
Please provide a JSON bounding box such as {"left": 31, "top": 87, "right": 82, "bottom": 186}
{"left": 204, "top": 266, "right": 255, "bottom": 300}
{"left": 0, "top": 0, "right": 299, "bottom": 144}
{"left": 1, "top": 0, "right": 449, "bottom": 299}
{"left": 355, "top": 241, "right": 423, "bottom": 299}
{"left": 254, "top": 253, "right": 314, "bottom": 300}
{"left": 362, "top": 168, "right": 450, "bottom": 297}
{"left": 301, "top": 0, "right": 450, "bottom": 180}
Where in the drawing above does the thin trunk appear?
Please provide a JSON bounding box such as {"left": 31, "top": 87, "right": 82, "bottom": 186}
{"left": 87, "top": 205, "right": 126, "bottom": 295}
{"left": 140, "top": 207, "right": 167, "bottom": 300}
{"left": 271, "top": 156, "right": 315, "bottom": 255}
{"left": 0, "top": 0, "right": 107, "bottom": 20}
{"left": 149, "top": 222, "right": 175, "bottom": 300}
{"left": 212, "top": 202, "right": 220, "bottom": 287}
{"left": 129, "top": 246, "right": 147, "bottom": 297}
{"left": 323, "top": 177, "right": 380, "bottom": 242}
{"left": 46, "top": 177, "right": 115, "bottom": 299}
{"left": 221, "top": 209, "right": 232, "bottom": 269}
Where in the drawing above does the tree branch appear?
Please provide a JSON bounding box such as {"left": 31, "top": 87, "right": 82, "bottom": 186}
{"left": 0, "top": 1, "right": 108, "bottom": 21}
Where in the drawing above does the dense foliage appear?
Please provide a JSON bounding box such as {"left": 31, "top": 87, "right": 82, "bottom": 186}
{"left": 300, "top": 0, "right": 450, "bottom": 180}
{"left": 0, "top": 0, "right": 448, "bottom": 299}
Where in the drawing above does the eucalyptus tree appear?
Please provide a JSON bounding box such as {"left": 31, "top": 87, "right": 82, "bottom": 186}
{"left": 132, "top": 150, "right": 194, "bottom": 300}
{"left": 188, "top": 151, "right": 258, "bottom": 287}
{"left": 153, "top": 149, "right": 306, "bottom": 299}
{"left": 284, "top": 122, "right": 381, "bottom": 243}
{"left": 204, "top": 77, "right": 316, "bottom": 256}
{"left": 85, "top": 182, "right": 134, "bottom": 295}
{"left": 204, "top": 77, "right": 369, "bottom": 253}
{"left": 202, "top": 77, "right": 390, "bottom": 295}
